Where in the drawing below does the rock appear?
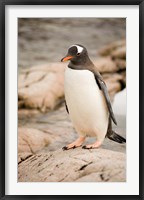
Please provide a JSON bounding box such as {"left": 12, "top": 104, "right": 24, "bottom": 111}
{"left": 103, "top": 73, "right": 124, "bottom": 100}
{"left": 111, "top": 46, "right": 126, "bottom": 60}
{"left": 93, "top": 57, "right": 117, "bottom": 73}
{"left": 120, "top": 71, "right": 126, "bottom": 86}
{"left": 98, "top": 40, "right": 126, "bottom": 56}
{"left": 18, "top": 152, "right": 33, "bottom": 164}
{"left": 18, "top": 148, "right": 126, "bottom": 182}
{"left": 18, "top": 63, "right": 66, "bottom": 112}
{"left": 18, "top": 71, "right": 46, "bottom": 89}
{"left": 114, "top": 59, "right": 126, "bottom": 70}
{"left": 18, "top": 127, "right": 51, "bottom": 153}
{"left": 18, "top": 109, "right": 40, "bottom": 119}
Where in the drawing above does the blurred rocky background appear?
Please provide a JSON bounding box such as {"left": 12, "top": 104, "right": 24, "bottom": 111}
{"left": 18, "top": 18, "right": 126, "bottom": 182}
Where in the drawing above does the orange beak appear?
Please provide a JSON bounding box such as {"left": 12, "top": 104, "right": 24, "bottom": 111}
{"left": 61, "top": 55, "right": 73, "bottom": 62}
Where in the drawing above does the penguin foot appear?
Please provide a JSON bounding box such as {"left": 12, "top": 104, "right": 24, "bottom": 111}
{"left": 82, "top": 141, "right": 102, "bottom": 149}
{"left": 62, "top": 136, "right": 86, "bottom": 150}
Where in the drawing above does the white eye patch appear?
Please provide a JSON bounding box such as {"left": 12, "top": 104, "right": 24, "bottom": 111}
{"left": 70, "top": 45, "right": 84, "bottom": 54}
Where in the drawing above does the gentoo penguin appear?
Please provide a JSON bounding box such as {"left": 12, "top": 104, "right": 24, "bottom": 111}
{"left": 61, "top": 44, "right": 126, "bottom": 150}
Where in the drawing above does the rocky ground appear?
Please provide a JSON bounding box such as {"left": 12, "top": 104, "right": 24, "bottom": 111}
{"left": 18, "top": 18, "right": 125, "bottom": 69}
{"left": 18, "top": 18, "right": 126, "bottom": 182}
{"left": 18, "top": 148, "right": 126, "bottom": 182}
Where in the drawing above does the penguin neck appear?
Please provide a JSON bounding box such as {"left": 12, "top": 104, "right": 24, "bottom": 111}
{"left": 68, "top": 57, "right": 94, "bottom": 70}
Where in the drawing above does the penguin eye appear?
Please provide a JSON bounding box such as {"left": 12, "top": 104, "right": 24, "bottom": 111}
{"left": 77, "top": 53, "right": 80, "bottom": 56}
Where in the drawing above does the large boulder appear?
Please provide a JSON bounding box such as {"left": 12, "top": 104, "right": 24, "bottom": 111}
{"left": 18, "top": 63, "right": 66, "bottom": 112}
{"left": 18, "top": 127, "right": 51, "bottom": 153}
{"left": 98, "top": 40, "right": 126, "bottom": 56}
{"left": 18, "top": 148, "right": 126, "bottom": 182}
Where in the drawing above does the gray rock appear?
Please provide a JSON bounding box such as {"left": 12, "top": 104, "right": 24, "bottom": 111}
{"left": 18, "top": 127, "right": 51, "bottom": 153}
{"left": 18, "top": 148, "right": 126, "bottom": 182}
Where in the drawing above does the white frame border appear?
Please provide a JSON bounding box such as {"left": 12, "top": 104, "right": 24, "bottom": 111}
{"left": 5, "top": 5, "right": 139, "bottom": 195}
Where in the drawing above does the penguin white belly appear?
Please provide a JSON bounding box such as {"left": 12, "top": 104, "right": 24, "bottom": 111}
{"left": 64, "top": 67, "right": 109, "bottom": 140}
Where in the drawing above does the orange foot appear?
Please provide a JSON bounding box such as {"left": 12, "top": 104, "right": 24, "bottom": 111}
{"left": 82, "top": 141, "right": 102, "bottom": 149}
{"left": 62, "top": 136, "right": 86, "bottom": 150}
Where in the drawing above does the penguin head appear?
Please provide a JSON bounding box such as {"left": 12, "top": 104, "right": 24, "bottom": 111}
{"left": 61, "top": 44, "right": 89, "bottom": 64}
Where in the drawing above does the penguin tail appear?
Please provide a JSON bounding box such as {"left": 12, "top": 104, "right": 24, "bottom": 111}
{"left": 107, "top": 130, "right": 126, "bottom": 144}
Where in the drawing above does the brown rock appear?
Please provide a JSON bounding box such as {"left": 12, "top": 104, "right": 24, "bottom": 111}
{"left": 18, "top": 127, "right": 51, "bottom": 153}
{"left": 18, "top": 148, "right": 126, "bottom": 182}
{"left": 98, "top": 40, "right": 126, "bottom": 56}
{"left": 103, "top": 73, "right": 124, "bottom": 100}
{"left": 18, "top": 109, "right": 40, "bottom": 119}
{"left": 18, "top": 71, "right": 46, "bottom": 89}
{"left": 18, "top": 63, "right": 66, "bottom": 112}
{"left": 114, "top": 59, "right": 126, "bottom": 70}
{"left": 18, "top": 152, "right": 33, "bottom": 164}
{"left": 18, "top": 100, "right": 25, "bottom": 109}
{"left": 93, "top": 57, "right": 117, "bottom": 73}
{"left": 119, "top": 71, "right": 126, "bottom": 86}
{"left": 111, "top": 46, "right": 126, "bottom": 60}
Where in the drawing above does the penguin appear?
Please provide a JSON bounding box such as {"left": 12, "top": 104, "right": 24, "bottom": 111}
{"left": 61, "top": 44, "right": 126, "bottom": 150}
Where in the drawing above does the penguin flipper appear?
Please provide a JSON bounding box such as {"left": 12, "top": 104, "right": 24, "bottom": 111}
{"left": 94, "top": 72, "right": 117, "bottom": 125}
{"left": 65, "top": 100, "right": 69, "bottom": 114}
{"left": 106, "top": 117, "right": 126, "bottom": 143}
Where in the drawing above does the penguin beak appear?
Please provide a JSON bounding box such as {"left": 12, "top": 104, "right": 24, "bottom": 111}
{"left": 61, "top": 55, "right": 73, "bottom": 62}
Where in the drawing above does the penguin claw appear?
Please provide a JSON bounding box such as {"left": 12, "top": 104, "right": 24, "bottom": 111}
{"left": 62, "top": 146, "right": 68, "bottom": 151}
{"left": 62, "top": 145, "right": 81, "bottom": 150}
{"left": 62, "top": 145, "right": 76, "bottom": 150}
{"left": 82, "top": 145, "right": 92, "bottom": 149}
{"left": 82, "top": 141, "right": 102, "bottom": 149}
